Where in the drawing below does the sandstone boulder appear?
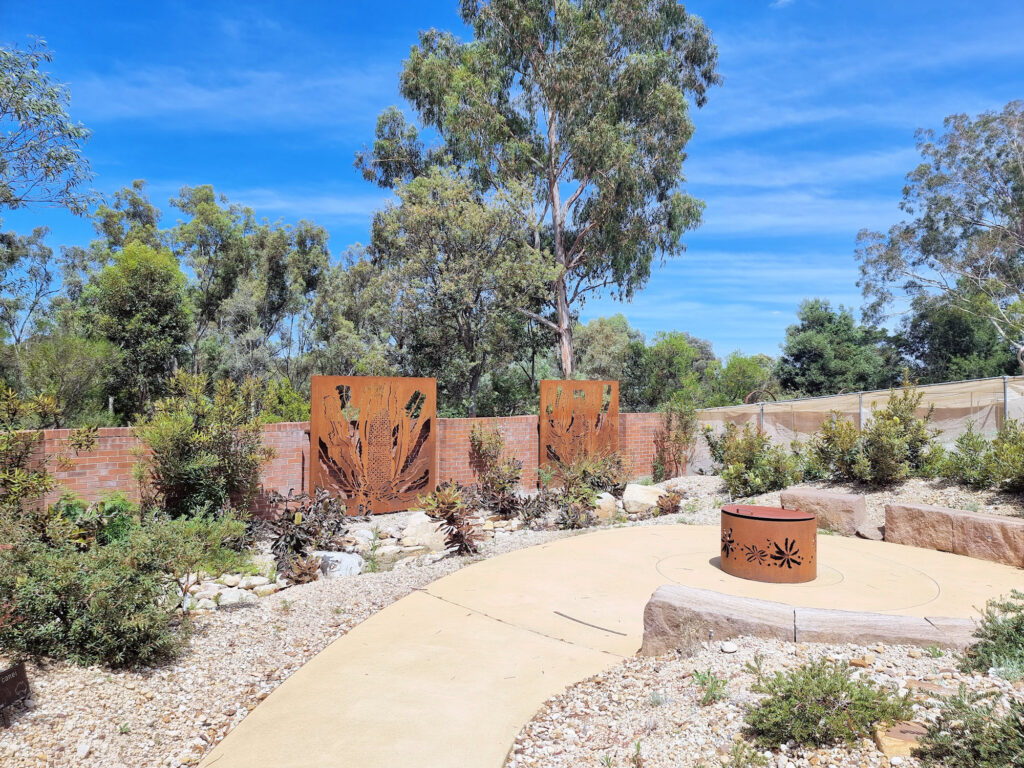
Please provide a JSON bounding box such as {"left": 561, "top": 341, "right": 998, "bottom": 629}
{"left": 594, "top": 492, "right": 618, "bottom": 522}
{"left": 885, "top": 503, "right": 1024, "bottom": 567}
{"left": 780, "top": 488, "right": 867, "bottom": 537}
{"left": 640, "top": 585, "right": 794, "bottom": 656}
{"left": 622, "top": 484, "right": 667, "bottom": 517}
{"left": 400, "top": 511, "right": 447, "bottom": 552}
{"left": 794, "top": 608, "right": 953, "bottom": 647}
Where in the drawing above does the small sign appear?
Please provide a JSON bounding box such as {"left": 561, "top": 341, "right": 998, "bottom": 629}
{"left": 0, "top": 662, "right": 30, "bottom": 726}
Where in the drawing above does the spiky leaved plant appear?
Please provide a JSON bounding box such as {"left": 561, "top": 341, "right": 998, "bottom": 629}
{"left": 420, "top": 481, "right": 482, "bottom": 556}
{"left": 656, "top": 491, "right": 683, "bottom": 517}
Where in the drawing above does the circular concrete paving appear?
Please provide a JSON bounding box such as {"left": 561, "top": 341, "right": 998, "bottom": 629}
{"left": 200, "top": 525, "right": 1023, "bottom": 768}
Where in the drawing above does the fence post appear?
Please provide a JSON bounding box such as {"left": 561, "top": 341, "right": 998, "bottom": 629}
{"left": 759, "top": 401, "right": 764, "bottom": 431}
{"left": 858, "top": 393, "right": 863, "bottom": 430}
{"left": 1004, "top": 375, "right": 1010, "bottom": 426}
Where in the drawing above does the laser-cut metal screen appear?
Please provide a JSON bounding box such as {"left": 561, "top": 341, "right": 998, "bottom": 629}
{"left": 538, "top": 380, "right": 619, "bottom": 470}
{"left": 310, "top": 376, "right": 437, "bottom": 515}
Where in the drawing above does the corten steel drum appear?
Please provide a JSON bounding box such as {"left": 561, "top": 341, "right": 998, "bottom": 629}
{"left": 720, "top": 504, "right": 817, "bottom": 583}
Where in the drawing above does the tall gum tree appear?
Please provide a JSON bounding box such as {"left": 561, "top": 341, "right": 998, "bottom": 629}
{"left": 357, "top": 0, "right": 720, "bottom": 375}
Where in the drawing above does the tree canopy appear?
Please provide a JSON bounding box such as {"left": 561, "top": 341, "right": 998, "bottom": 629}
{"left": 357, "top": 0, "right": 720, "bottom": 375}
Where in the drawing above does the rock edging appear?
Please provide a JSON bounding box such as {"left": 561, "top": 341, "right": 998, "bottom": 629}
{"left": 639, "top": 584, "right": 976, "bottom": 656}
{"left": 884, "top": 502, "right": 1024, "bottom": 568}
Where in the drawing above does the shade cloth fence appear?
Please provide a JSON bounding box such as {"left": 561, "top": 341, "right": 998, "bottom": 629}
{"left": 688, "top": 374, "right": 1024, "bottom": 475}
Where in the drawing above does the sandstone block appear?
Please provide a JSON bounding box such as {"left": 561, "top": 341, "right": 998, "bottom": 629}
{"left": 884, "top": 503, "right": 955, "bottom": 552}
{"left": 780, "top": 488, "right": 866, "bottom": 537}
{"left": 795, "top": 608, "right": 945, "bottom": 647}
{"left": 951, "top": 511, "right": 1024, "bottom": 567}
{"left": 622, "top": 484, "right": 667, "bottom": 516}
{"left": 640, "top": 585, "right": 794, "bottom": 656}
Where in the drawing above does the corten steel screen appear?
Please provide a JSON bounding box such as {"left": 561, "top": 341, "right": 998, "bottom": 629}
{"left": 539, "top": 380, "right": 619, "bottom": 470}
{"left": 310, "top": 376, "right": 437, "bottom": 515}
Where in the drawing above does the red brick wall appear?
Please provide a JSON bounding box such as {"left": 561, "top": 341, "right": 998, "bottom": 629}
{"left": 36, "top": 412, "right": 666, "bottom": 511}
{"left": 437, "top": 415, "right": 540, "bottom": 488}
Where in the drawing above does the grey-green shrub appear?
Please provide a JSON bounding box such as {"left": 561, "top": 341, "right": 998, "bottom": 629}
{"left": 960, "top": 589, "right": 1024, "bottom": 674}
{"left": 915, "top": 687, "right": 1024, "bottom": 767}
{"left": 744, "top": 659, "right": 912, "bottom": 748}
{"left": 705, "top": 422, "right": 801, "bottom": 497}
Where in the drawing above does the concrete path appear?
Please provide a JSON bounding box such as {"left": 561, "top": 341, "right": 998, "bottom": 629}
{"left": 199, "top": 525, "right": 1023, "bottom": 768}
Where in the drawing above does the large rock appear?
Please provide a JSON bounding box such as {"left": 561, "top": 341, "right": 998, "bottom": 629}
{"left": 622, "top": 484, "right": 667, "bottom": 516}
{"left": 781, "top": 488, "right": 867, "bottom": 537}
{"left": 884, "top": 503, "right": 955, "bottom": 552}
{"left": 312, "top": 551, "right": 364, "bottom": 579}
{"left": 399, "top": 511, "right": 447, "bottom": 552}
{"left": 593, "top": 492, "right": 618, "bottom": 522}
{"left": 885, "top": 503, "right": 1024, "bottom": 567}
{"left": 794, "top": 608, "right": 951, "bottom": 648}
{"left": 640, "top": 585, "right": 794, "bottom": 656}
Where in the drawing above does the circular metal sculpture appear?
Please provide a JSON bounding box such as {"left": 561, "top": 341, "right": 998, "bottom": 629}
{"left": 720, "top": 504, "right": 817, "bottom": 583}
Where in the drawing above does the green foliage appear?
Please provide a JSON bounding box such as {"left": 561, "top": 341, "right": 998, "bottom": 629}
{"left": 85, "top": 242, "right": 190, "bottom": 418}
{"left": 652, "top": 397, "right": 697, "bottom": 482}
{"left": 0, "top": 39, "right": 95, "bottom": 214}
{"left": 705, "top": 422, "right": 801, "bottom": 497}
{"left": 49, "top": 492, "right": 139, "bottom": 547}
{"left": 0, "top": 512, "right": 245, "bottom": 667}
{"left": 987, "top": 420, "right": 1024, "bottom": 493}
{"left": 809, "top": 384, "right": 937, "bottom": 486}
{"left": 915, "top": 687, "right": 1024, "bottom": 767}
{"left": 360, "top": 0, "right": 720, "bottom": 375}
{"left": 692, "top": 668, "right": 728, "bottom": 706}
{"left": 133, "top": 372, "right": 273, "bottom": 517}
{"left": 776, "top": 299, "right": 902, "bottom": 397}
{"left": 0, "top": 387, "right": 59, "bottom": 516}
{"left": 857, "top": 101, "right": 1024, "bottom": 354}
{"left": 19, "top": 332, "right": 120, "bottom": 427}
{"left": 944, "top": 422, "right": 995, "bottom": 488}
{"left": 961, "top": 589, "right": 1024, "bottom": 674}
{"left": 721, "top": 740, "right": 768, "bottom": 768}
{"left": 420, "top": 481, "right": 482, "bottom": 556}
{"left": 468, "top": 424, "right": 526, "bottom": 519}
{"left": 260, "top": 377, "right": 310, "bottom": 423}
{"left": 744, "top": 659, "right": 912, "bottom": 748}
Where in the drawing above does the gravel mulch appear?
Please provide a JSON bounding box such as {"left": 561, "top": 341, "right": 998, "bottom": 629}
{"left": 0, "top": 529, "right": 569, "bottom": 768}
{"left": 505, "top": 638, "right": 1023, "bottom": 768}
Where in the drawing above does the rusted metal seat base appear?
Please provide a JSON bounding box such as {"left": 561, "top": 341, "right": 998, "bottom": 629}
{"left": 720, "top": 504, "right": 817, "bottom": 583}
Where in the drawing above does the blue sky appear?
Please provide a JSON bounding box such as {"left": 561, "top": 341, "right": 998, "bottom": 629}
{"left": 3, "top": 1, "right": 1023, "bottom": 356}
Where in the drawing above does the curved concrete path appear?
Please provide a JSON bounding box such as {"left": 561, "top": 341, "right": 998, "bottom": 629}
{"left": 199, "top": 525, "right": 1023, "bottom": 768}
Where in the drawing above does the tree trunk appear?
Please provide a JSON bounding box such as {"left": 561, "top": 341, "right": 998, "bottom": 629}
{"left": 555, "top": 275, "right": 574, "bottom": 377}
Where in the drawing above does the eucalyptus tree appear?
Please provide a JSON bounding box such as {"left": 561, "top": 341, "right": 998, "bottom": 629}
{"left": 0, "top": 39, "right": 94, "bottom": 215}
{"left": 371, "top": 167, "right": 554, "bottom": 415}
{"left": 858, "top": 101, "right": 1024, "bottom": 368}
{"left": 358, "top": 0, "right": 720, "bottom": 375}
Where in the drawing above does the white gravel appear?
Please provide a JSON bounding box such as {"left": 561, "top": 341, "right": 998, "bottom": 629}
{"left": 505, "top": 639, "right": 1023, "bottom": 768}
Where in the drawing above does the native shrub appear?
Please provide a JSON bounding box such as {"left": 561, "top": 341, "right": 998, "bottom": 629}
{"left": 656, "top": 490, "right": 683, "bottom": 516}
{"left": 744, "top": 659, "right": 912, "bottom": 748}
{"left": 943, "top": 422, "right": 995, "bottom": 489}
{"left": 705, "top": 422, "right": 801, "bottom": 497}
{"left": 559, "top": 450, "right": 630, "bottom": 497}
{"left": 0, "top": 512, "right": 246, "bottom": 667}
{"left": 987, "top": 420, "right": 1024, "bottom": 493}
{"left": 420, "top": 481, "right": 482, "bottom": 555}
{"left": 809, "top": 412, "right": 861, "bottom": 482}
{"left": 134, "top": 373, "right": 274, "bottom": 517}
{"left": 264, "top": 488, "right": 348, "bottom": 580}
{"left": 915, "top": 687, "right": 1024, "bottom": 767}
{"left": 468, "top": 425, "right": 526, "bottom": 519}
{"left": 960, "top": 589, "right": 1024, "bottom": 674}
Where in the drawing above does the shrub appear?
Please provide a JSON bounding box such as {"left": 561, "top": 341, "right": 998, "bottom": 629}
{"left": 264, "top": 488, "right": 349, "bottom": 579}
{"left": 559, "top": 450, "right": 630, "bottom": 497}
{"left": 943, "top": 422, "right": 994, "bottom": 488}
{"left": 809, "top": 384, "right": 938, "bottom": 487}
{"left": 744, "top": 659, "right": 912, "bottom": 748}
{"left": 652, "top": 398, "right": 697, "bottom": 483}
{"left": 960, "top": 589, "right": 1024, "bottom": 674}
{"left": 468, "top": 425, "right": 525, "bottom": 519}
{"left": 705, "top": 422, "right": 801, "bottom": 498}
{"left": 810, "top": 412, "right": 862, "bottom": 482}
{"left": 915, "top": 687, "right": 1024, "bottom": 767}
{"left": 420, "top": 481, "right": 482, "bottom": 555}
{"left": 49, "top": 492, "right": 140, "bottom": 547}
{"left": 0, "top": 513, "right": 245, "bottom": 667}
{"left": 134, "top": 373, "right": 274, "bottom": 517}
{"left": 987, "top": 419, "right": 1024, "bottom": 493}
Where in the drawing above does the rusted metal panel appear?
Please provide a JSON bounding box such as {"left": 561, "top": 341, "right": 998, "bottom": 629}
{"left": 720, "top": 504, "right": 817, "bottom": 583}
{"left": 310, "top": 376, "right": 437, "bottom": 515}
{"left": 538, "top": 380, "right": 619, "bottom": 470}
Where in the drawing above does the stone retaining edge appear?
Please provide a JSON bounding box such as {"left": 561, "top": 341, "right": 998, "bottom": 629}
{"left": 639, "top": 584, "right": 977, "bottom": 656}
